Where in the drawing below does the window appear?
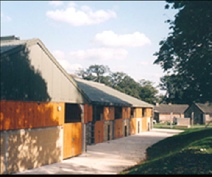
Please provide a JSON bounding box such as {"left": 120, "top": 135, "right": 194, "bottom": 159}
{"left": 142, "top": 108, "right": 146, "bottom": 117}
{"left": 95, "top": 105, "right": 104, "bottom": 121}
{"left": 131, "top": 108, "right": 135, "bottom": 118}
{"left": 115, "top": 107, "right": 122, "bottom": 119}
{"left": 65, "top": 103, "right": 82, "bottom": 123}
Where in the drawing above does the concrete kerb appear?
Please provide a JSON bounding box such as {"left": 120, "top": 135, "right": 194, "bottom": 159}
{"left": 16, "top": 128, "right": 184, "bottom": 174}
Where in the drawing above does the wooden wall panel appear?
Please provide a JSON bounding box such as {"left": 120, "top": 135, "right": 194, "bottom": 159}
{"left": 63, "top": 123, "right": 82, "bottom": 159}
{"left": 63, "top": 124, "right": 72, "bottom": 159}
{"left": 84, "top": 104, "right": 93, "bottom": 123}
{"left": 104, "top": 107, "right": 114, "bottom": 121}
{"left": 94, "top": 121, "right": 104, "bottom": 144}
{"left": 83, "top": 104, "right": 88, "bottom": 123}
{"left": 0, "top": 101, "right": 63, "bottom": 131}
{"left": 114, "top": 119, "right": 123, "bottom": 139}
{"left": 84, "top": 104, "right": 88, "bottom": 123}
{"left": 122, "top": 107, "right": 130, "bottom": 119}
{"left": 142, "top": 117, "right": 148, "bottom": 132}
{"left": 145, "top": 108, "right": 152, "bottom": 118}
{"left": 130, "top": 118, "right": 137, "bottom": 135}
{"left": 135, "top": 108, "right": 142, "bottom": 118}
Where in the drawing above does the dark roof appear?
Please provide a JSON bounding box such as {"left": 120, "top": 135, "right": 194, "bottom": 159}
{"left": 195, "top": 103, "right": 212, "bottom": 114}
{"left": 75, "top": 78, "right": 153, "bottom": 108}
{"left": 154, "top": 104, "right": 189, "bottom": 114}
{"left": 0, "top": 35, "right": 20, "bottom": 41}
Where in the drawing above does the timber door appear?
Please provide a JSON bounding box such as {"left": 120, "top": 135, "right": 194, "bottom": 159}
{"left": 63, "top": 103, "right": 83, "bottom": 159}
{"left": 63, "top": 123, "right": 82, "bottom": 159}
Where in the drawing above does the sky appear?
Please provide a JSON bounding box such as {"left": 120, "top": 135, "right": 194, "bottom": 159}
{"left": 1, "top": 1, "right": 179, "bottom": 92}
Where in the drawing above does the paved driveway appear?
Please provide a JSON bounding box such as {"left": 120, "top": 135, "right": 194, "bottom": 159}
{"left": 16, "top": 128, "right": 183, "bottom": 174}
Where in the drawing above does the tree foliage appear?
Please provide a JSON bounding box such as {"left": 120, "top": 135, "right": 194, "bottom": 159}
{"left": 76, "top": 65, "right": 160, "bottom": 104}
{"left": 76, "top": 64, "right": 110, "bottom": 83}
{"left": 154, "top": 1, "right": 212, "bottom": 103}
{"left": 139, "top": 79, "right": 159, "bottom": 104}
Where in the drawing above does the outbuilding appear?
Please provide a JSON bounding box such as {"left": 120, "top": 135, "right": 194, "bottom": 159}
{"left": 184, "top": 102, "right": 212, "bottom": 125}
{"left": 0, "top": 36, "right": 88, "bottom": 174}
{"left": 74, "top": 77, "right": 154, "bottom": 147}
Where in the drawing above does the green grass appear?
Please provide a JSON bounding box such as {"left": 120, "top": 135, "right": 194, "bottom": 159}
{"left": 121, "top": 128, "right": 212, "bottom": 175}
{"left": 153, "top": 122, "right": 212, "bottom": 130}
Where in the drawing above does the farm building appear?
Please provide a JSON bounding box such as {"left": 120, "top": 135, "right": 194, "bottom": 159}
{"left": 0, "top": 35, "right": 154, "bottom": 174}
{"left": 184, "top": 102, "right": 212, "bottom": 125}
{"left": 154, "top": 104, "right": 188, "bottom": 123}
{"left": 74, "top": 77, "right": 154, "bottom": 146}
{"left": 0, "top": 36, "right": 89, "bottom": 174}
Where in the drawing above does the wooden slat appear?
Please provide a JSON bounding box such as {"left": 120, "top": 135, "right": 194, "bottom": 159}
{"left": 104, "top": 107, "right": 114, "bottom": 121}
{"left": 130, "top": 118, "right": 136, "bottom": 135}
{"left": 0, "top": 101, "right": 62, "bottom": 130}
{"left": 142, "top": 117, "right": 148, "bottom": 132}
{"left": 94, "top": 121, "right": 104, "bottom": 144}
{"left": 63, "top": 123, "right": 82, "bottom": 159}
{"left": 114, "top": 119, "right": 123, "bottom": 139}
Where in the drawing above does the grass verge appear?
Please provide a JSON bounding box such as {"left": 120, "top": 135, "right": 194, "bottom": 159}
{"left": 120, "top": 127, "right": 212, "bottom": 175}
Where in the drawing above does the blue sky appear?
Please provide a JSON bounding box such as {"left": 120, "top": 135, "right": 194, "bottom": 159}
{"left": 1, "top": 1, "right": 178, "bottom": 91}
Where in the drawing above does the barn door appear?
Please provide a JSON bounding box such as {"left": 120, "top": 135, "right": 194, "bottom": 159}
{"left": 63, "top": 123, "right": 82, "bottom": 159}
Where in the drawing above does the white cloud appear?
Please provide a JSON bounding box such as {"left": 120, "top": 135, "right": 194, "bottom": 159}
{"left": 51, "top": 49, "right": 82, "bottom": 73}
{"left": 139, "top": 61, "right": 149, "bottom": 66}
{"left": 1, "top": 12, "right": 12, "bottom": 22}
{"left": 49, "top": 1, "right": 63, "bottom": 7}
{"left": 69, "top": 48, "right": 128, "bottom": 61}
{"left": 94, "top": 31, "right": 151, "bottom": 47}
{"left": 110, "top": 65, "right": 127, "bottom": 73}
{"left": 58, "top": 59, "right": 82, "bottom": 73}
{"left": 46, "top": 4, "right": 116, "bottom": 26}
{"left": 52, "top": 50, "right": 65, "bottom": 60}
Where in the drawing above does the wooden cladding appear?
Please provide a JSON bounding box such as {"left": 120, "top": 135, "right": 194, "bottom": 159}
{"left": 95, "top": 121, "right": 104, "bottom": 144}
{"left": 130, "top": 118, "right": 137, "bottom": 135}
{"left": 141, "top": 117, "right": 147, "bottom": 132}
{"left": 145, "top": 108, "right": 152, "bottom": 117}
{"left": 131, "top": 108, "right": 152, "bottom": 118}
{"left": 114, "top": 119, "right": 123, "bottom": 139}
{"left": 122, "top": 107, "right": 131, "bottom": 119}
{"left": 104, "top": 107, "right": 114, "bottom": 121}
{"left": 84, "top": 104, "right": 92, "bottom": 123}
{"left": 63, "top": 123, "right": 82, "bottom": 159}
{"left": 0, "top": 100, "right": 64, "bottom": 131}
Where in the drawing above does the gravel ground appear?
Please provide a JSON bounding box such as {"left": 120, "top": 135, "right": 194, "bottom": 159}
{"left": 16, "top": 128, "right": 184, "bottom": 174}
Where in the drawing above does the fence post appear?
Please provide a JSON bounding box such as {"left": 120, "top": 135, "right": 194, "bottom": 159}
{"left": 170, "top": 112, "right": 173, "bottom": 128}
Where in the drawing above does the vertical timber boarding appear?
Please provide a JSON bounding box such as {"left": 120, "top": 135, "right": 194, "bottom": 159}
{"left": 63, "top": 123, "right": 82, "bottom": 159}
{"left": 62, "top": 104, "right": 83, "bottom": 159}
{"left": 103, "top": 107, "right": 114, "bottom": 141}
{"left": 84, "top": 104, "right": 93, "bottom": 145}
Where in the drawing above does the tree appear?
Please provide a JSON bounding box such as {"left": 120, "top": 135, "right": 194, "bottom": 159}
{"left": 154, "top": 1, "right": 212, "bottom": 103}
{"left": 110, "top": 72, "right": 141, "bottom": 99}
{"left": 76, "top": 65, "right": 161, "bottom": 104}
{"left": 159, "top": 75, "right": 187, "bottom": 104}
{"left": 76, "top": 64, "right": 110, "bottom": 83}
{"left": 139, "top": 79, "right": 159, "bottom": 104}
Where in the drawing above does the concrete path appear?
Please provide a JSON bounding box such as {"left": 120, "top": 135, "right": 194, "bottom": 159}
{"left": 16, "top": 128, "right": 183, "bottom": 174}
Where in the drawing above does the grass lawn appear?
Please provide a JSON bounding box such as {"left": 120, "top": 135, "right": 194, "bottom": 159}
{"left": 153, "top": 122, "right": 212, "bottom": 130}
{"left": 121, "top": 127, "right": 212, "bottom": 175}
